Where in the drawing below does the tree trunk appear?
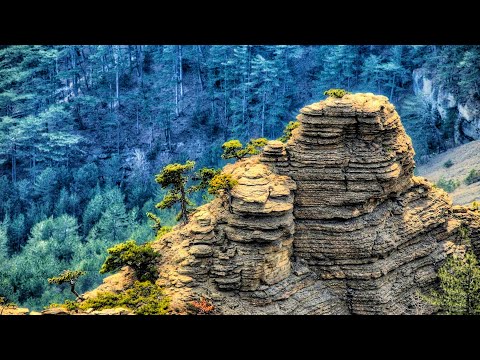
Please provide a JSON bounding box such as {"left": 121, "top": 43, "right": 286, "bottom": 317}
{"left": 390, "top": 73, "right": 396, "bottom": 101}
{"left": 180, "top": 186, "right": 188, "bottom": 224}
{"left": 261, "top": 89, "right": 266, "bottom": 137}
{"left": 178, "top": 45, "right": 184, "bottom": 98}
{"left": 175, "top": 55, "right": 179, "bottom": 117}
{"left": 116, "top": 114, "right": 121, "bottom": 155}
{"left": 138, "top": 45, "right": 144, "bottom": 87}
{"left": 70, "top": 280, "right": 84, "bottom": 301}
{"left": 11, "top": 145, "right": 16, "bottom": 183}
{"left": 136, "top": 105, "right": 140, "bottom": 135}
{"left": 196, "top": 45, "right": 204, "bottom": 91}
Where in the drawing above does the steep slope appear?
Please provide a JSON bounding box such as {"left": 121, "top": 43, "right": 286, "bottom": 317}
{"left": 63, "top": 93, "right": 480, "bottom": 315}
{"left": 416, "top": 140, "right": 480, "bottom": 205}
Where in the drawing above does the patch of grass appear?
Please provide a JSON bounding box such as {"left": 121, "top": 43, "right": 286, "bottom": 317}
{"left": 436, "top": 177, "right": 460, "bottom": 193}
{"left": 443, "top": 159, "right": 454, "bottom": 168}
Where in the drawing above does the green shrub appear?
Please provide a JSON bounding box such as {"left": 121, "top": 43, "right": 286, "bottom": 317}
{"left": 221, "top": 138, "right": 268, "bottom": 160}
{"left": 465, "top": 169, "right": 480, "bottom": 185}
{"left": 79, "top": 281, "right": 169, "bottom": 315}
{"left": 443, "top": 159, "right": 454, "bottom": 168}
{"left": 323, "top": 88, "right": 351, "bottom": 98}
{"left": 436, "top": 177, "right": 460, "bottom": 193}
{"left": 100, "top": 240, "right": 161, "bottom": 282}
{"left": 278, "top": 121, "right": 300, "bottom": 143}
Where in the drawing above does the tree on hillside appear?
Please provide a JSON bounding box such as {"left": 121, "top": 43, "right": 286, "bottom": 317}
{"left": 48, "top": 269, "right": 86, "bottom": 300}
{"left": 99, "top": 239, "right": 160, "bottom": 282}
{"left": 424, "top": 251, "right": 480, "bottom": 314}
{"left": 155, "top": 160, "right": 196, "bottom": 224}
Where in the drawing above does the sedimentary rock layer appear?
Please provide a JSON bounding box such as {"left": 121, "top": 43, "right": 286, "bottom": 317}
{"left": 73, "top": 93, "right": 480, "bottom": 315}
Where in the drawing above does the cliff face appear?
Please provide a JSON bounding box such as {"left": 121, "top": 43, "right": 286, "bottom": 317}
{"left": 413, "top": 68, "right": 480, "bottom": 146}
{"left": 91, "top": 93, "right": 480, "bottom": 315}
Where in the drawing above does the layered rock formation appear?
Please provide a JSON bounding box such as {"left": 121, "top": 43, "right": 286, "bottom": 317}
{"left": 78, "top": 93, "right": 480, "bottom": 315}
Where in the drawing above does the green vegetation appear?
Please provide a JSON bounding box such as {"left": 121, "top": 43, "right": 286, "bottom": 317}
{"left": 208, "top": 173, "right": 238, "bottom": 213}
{"left": 48, "top": 270, "right": 86, "bottom": 300}
{"left": 465, "top": 169, "right": 480, "bottom": 185}
{"left": 324, "top": 88, "right": 351, "bottom": 98}
{"left": 471, "top": 201, "right": 480, "bottom": 211}
{"left": 58, "top": 281, "right": 170, "bottom": 315}
{"left": 424, "top": 251, "right": 480, "bottom": 315}
{"left": 278, "top": 121, "right": 300, "bottom": 143}
{"left": 443, "top": 159, "right": 454, "bottom": 168}
{"left": 0, "top": 45, "right": 479, "bottom": 310}
{"left": 155, "top": 161, "right": 196, "bottom": 224}
{"left": 146, "top": 212, "right": 172, "bottom": 237}
{"left": 191, "top": 167, "right": 221, "bottom": 193}
{"left": 221, "top": 138, "right": 268, "bottom": 160}
{"left": 100, "top": 240, "right": 160, "bottom": 282}
{"left": 436, "top": 177, "right": 460, "bottom": 193}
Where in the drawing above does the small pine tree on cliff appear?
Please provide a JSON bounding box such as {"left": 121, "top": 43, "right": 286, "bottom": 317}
{"left": 324, "top": 88, "right": 351, "bottom": 98}
{"left": 146, "top": 212, "right": 172, "bottom": 237}
{"left": 155, "top": 160, "right": 195, "bottom": 224}
{"left": 278, "top": 121, "right": 300, "bottom": 143}
{"left": 48, "top": 270, "right": 86, "bottom": 300}
{"left": 208, "top": 173, "right": 238, "bottom": 213}
{"left": 221, "top": 138, "right": 268, "bottom": 160}
{"left": 424, "top": 251, "right": 480, "bottom": 314}
{"left": 100, "top": 239, "right": 161, "bottom": 282}
{"left": 190, "top": 167, "right": 221, "bottom": 192}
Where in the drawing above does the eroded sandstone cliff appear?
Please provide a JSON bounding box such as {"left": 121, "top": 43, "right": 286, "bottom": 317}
{"left": 80, "top": 93, "right": 480, "bottom": 315}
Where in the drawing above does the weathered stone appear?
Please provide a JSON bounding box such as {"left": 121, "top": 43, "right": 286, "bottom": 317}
{"left": 81, "top": 93, "right": 480, "bottom": 315}
{"left": 189, "top": 245, "right": 213, "bottom": 257}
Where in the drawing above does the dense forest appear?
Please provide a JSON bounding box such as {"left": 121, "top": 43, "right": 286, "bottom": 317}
{"left": 0, "top": 45, "right": 479, "bottom": 310}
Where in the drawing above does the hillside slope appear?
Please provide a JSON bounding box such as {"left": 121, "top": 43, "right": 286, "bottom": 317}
{"left": 416, "top": 140, "right": 480, "bottom": 205}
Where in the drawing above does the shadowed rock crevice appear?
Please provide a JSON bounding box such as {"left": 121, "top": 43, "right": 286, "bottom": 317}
{"left": 83, "top": 93, "right": 480, "bottom": 315}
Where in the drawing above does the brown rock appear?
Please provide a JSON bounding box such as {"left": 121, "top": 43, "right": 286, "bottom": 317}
{"left": 82, "top": 93, "right": 480, "bottom": 315}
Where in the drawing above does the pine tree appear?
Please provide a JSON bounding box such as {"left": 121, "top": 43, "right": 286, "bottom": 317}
{"left": 208, "top": 173, "right": 238, "bottom": 213}
{"left": 155, "top": 160, "right": 195, "bottom": 224}
{"left": 425, "top": 251, "right": 480, "bottom": 315}
{"left": 96, "top": 200, "right": 130, "bottom": 244}
{"left": 48, "top": 269, "right": 86, "bottom": 300}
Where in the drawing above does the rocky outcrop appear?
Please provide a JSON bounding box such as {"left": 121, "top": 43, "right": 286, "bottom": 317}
{"left": 413, "top": 68, "right": 480, "bottom": 146}
{"left": 82, "top": 93, "right": 480, "bottom": 315}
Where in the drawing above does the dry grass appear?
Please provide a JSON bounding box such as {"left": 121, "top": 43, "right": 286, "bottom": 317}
{"left": 416, "top": 140, "right": 480, "bottom": 205}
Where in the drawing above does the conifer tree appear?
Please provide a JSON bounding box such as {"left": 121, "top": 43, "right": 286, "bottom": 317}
{"left": 155, "top": 160, "right": 195, "bottom": 224}
{"left": 48, "top": 269, "right": 86, "bottom": 300}
{"left": 424, "top": 251, "right": 480, "bottom": 315}
{"left": 208, "top": 173, "right": 238, "bottom": 213}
